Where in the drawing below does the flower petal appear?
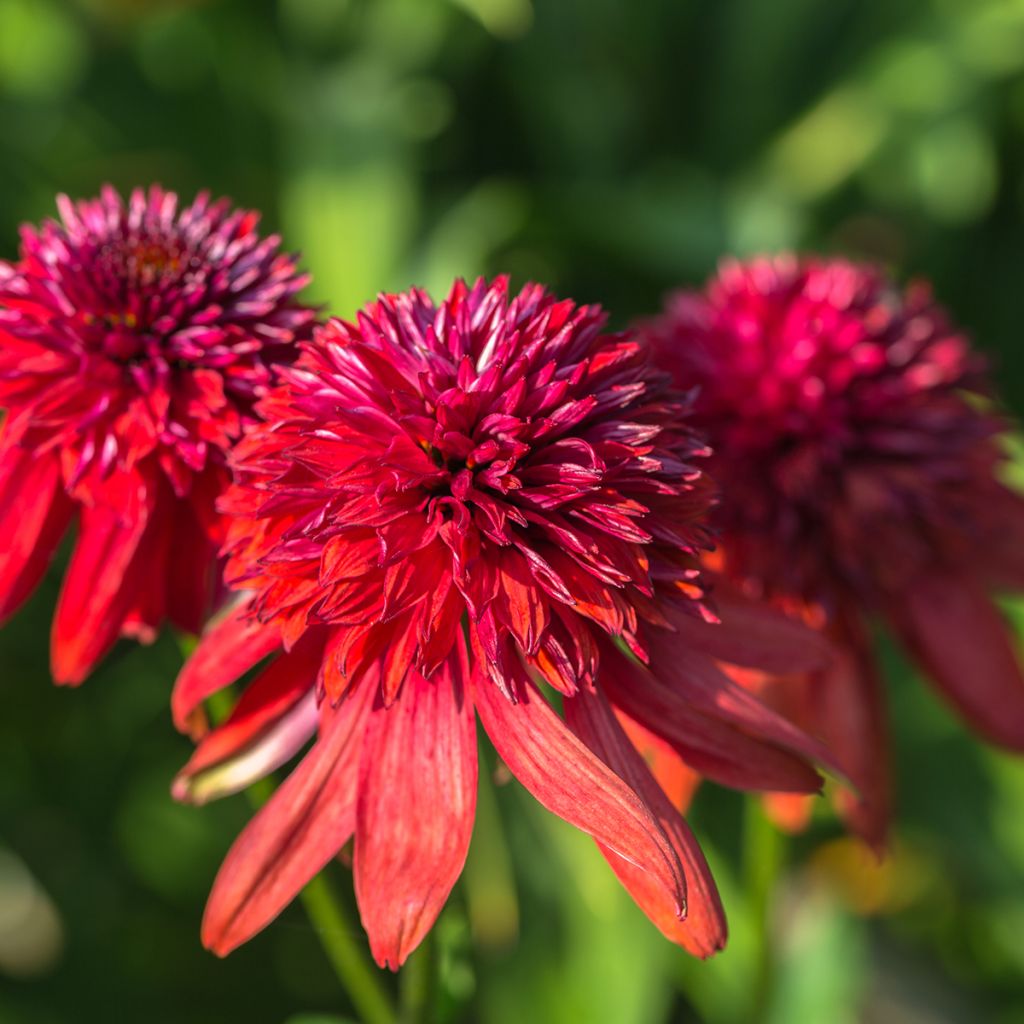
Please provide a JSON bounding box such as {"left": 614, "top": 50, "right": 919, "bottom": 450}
{"left": 354, "top": 651, "right": 478, "bottom": 970}
{"left": 50, "top": 486, "right": 155, "bottom": 685}
{"left": 173, "top": 634, "right": 325, "bottom": 805}
{"left": 474, "top": 672, "right": 686, "bottom": 919}
{"left": 171, "top": 597, "right": 281, "bottom": 735}
{"left": 201, "top": 679, "right": 372, "bottom": 956}
{"left": 601, "top": 642, "right": 824, "bottom": 793}
{"left": 0, "top": 447, "right": 73, "bottom": 622}
{"left": 890, "top": 568, "right": 1024, "bottom": 750}
{"left": 668, "top": 594, "right": 832, "bottom": 675}
{"left": 565, "top": 685, "right": 726, "bottom": 957}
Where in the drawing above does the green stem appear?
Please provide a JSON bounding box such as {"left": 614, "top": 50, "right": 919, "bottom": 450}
{"left": 398, "top": 930, "right": 434, "bottom": 1024}
{"left": 300, "top": 873, "right": 397, "bottom": 1024}
{"left": 744, "top": 797, "right": 785, "bottom": 1020}
{"left": 200, "top": 676, "right": 397, "bottom": 1024}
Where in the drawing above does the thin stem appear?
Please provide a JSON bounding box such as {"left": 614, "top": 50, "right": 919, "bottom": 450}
{"left": 744, "top": 797, "right": 785, "bottom": 1019}
{"left": 398, "top": 929, "right": 434, "bottom": 1024}
{"left": 301, "top": 873, "right": 397, "bottom": 1024}
{"left": 198, "top": 671, "right": 397, "bottom": 1024}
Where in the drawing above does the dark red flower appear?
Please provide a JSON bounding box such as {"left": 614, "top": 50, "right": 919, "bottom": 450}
{"left": 644, "top": 254, "right": 1024, "bottom": 844}
{"left": 171, "top": 277, "right": 835, "bottom": 968}
{"left": 0, "top": 185, "right": 315, "bottom": 683}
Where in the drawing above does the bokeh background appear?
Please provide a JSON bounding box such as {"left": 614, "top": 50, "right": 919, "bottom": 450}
{"left": 3, "top": 0, "right": 1024, "bottom": 1021}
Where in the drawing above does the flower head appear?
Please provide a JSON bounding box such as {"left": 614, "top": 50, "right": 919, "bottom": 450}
{"left": 173, "top": 277, "right": 834, "bottom": 968}
{"left": 0, "top": 185, "right": 315, "bottom": 683}
{"left": 645, "top": 255, "right": 1024, "bottom": 842}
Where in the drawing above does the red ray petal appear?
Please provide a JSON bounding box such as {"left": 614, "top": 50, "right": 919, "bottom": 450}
{"left": 601, "top": 642, "right": 824, "bottom": 793}
{"left": 50, "top": 484, "right": 156, "bottom": 685}
{"left": 890, "top": 567, "right": 1024, "bottom": 750}
{"left": 565, "top": 685, "right": 726, "bottom": 957}
{"left": 0, "top": 446, "right": 72, "bottom": 622}
{"left": 354, "top": 650, "right": 478, "bottom": 970}
{"left": 473, "top": 672, "right": 686, "bottom": 919}
{"left": 667, "top": 593, "right": 832, "bottom": 674}
{"left": 171, "top": 597, "right": 281, "bottom": 735}
{"left": 202, "top": 679, "right": 373, "bottom": 956}
{"left": 173, "top": 633, "right": 325, "bottom": 804}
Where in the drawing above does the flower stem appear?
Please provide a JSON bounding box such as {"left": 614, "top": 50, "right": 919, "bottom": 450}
{"left": 200, "top": 679, "right": 397, "bottom": 1024}
{"left": 300, "top": 872, "right": 397, "bottom": 1024}
{"left": 744, "top": 797, "right": 785, "bottom": 1019}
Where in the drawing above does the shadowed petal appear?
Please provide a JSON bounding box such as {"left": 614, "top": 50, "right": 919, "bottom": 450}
{"left": 354, "top": 651, "right": 478, "bottom": 970}
{"left": 601, "top": 642, "right": 824, "bottom": 794}
{"left": 890, "top": 568, "right": 1024, "bottom": 750}
{"left": 202, "top": 678, "right": 373, "bottom": 956}
{"left": 667, "top": 594, "right": 832, "bottom": 675}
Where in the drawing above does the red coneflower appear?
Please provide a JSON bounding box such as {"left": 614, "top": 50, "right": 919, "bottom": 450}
{"left": 171, "top": 277, "right": 835, "bottom": 968}
{"left": 644, "top": 254, "right": 1024, "bottom": 844}
{"left": 0, "top": 185, "right": 315, "bottom": 684}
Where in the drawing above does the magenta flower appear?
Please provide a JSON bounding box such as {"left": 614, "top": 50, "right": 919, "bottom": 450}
{"left": 172, "top": 277, "right": 834, "bottom": 968}
{"left": 644, "top": 254, "right": 1024, "bottom": 843}
{"left": 0, "top": 185, "right": 315, "bottom": 683}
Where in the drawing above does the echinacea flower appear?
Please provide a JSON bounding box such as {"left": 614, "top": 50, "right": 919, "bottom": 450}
{"left": 171, "top": 277, "right": 835, "bottom": 969}
{"left": 643, "top": 254, "right": 1024, "bottom": 844}
{"left": 0, "top": 185, "right": 315, "bottom": 684}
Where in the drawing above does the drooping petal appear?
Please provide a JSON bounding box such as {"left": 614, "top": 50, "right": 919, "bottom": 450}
{"left": 645, "top": 629, "right": 841, "bottom": 776}
{"left": 616, "top": 705, "right": 701, "bottom": 813}
{"left": 601, "top": 642, "right": 824, "bottom": 794}
{"left": 0, "top": 446, "right": 73, "bottom": 622}
{"left": 171, "top": 597, "right": 282, "bottom": 735}
{"left": 173, "top": 634, "right": 325, "bottom": 804}
{"left": 667, "top": 594, "right": 832, "bottom": 675}
{"left": 201, "top": 678, "right": 373, "bottom": 956}
{"left": 354, "top": 651, "right": 478, "bottom": 970}
{"left": 474, "top": 672, "right": 686, "bottom": 917}
{"left": 50, "top": 485, "right": 156, "bottom": 685}
{"left": 889, "top": 568, "right": 1024, "bottom": 751}
{"left": 565, "top": 685, "right": 726, "bottom": 956}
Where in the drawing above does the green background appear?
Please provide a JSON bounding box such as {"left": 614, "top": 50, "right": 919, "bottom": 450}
{"left": 3, "top": 0, "right": 1024, "bottom": 1021}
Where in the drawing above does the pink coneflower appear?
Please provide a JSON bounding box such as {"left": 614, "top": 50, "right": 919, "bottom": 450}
{"left": 0, "top": 185, "right": 315, "bottom": 684}
{"left": 644, "top": 254, "right": 1024, "bottom": 844}
{"left": 171, "top": 277, "right": 835, "bottom": 968}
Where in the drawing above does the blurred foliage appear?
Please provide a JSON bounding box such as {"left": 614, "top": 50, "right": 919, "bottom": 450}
{"left": 2, "top": 0, "right": 1024, "bottom": 1021}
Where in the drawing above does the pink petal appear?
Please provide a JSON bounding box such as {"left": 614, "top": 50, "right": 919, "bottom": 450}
{"left": 565, "top": 685, "right": 726, "bottom": 956}
{"left": 474, "top": 672, "right": 686, "bottom": 919}
{"left": 354, "top": 651, "right": 478, "bottom": 970}
{"left": 202, "top": 679, "right": 373, "bottom": 956}
{"left": 890, "top": 567, "right": 1024, "bottom": 750}
{"left": 0, "top": 447, "right": 73, "bottom": 622}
